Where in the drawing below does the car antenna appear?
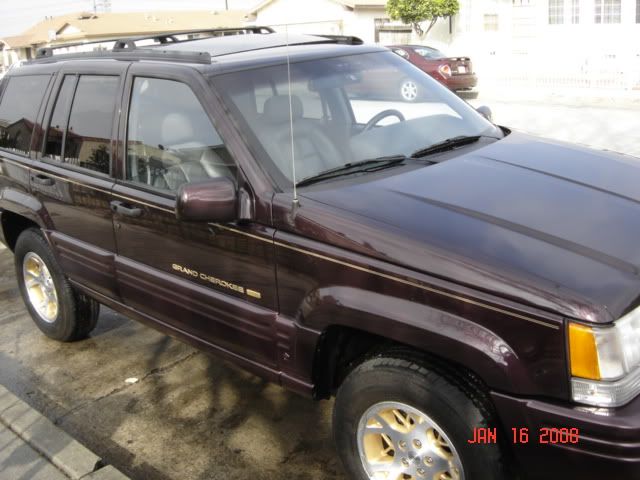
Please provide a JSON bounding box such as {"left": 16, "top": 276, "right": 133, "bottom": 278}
{"left": 285, "top": 23, "right": 300, "bottom": 208}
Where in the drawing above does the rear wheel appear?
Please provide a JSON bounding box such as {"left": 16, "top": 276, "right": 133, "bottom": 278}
{"left": 333, "top": 354, "right": 507, "bottom": 480}
{"left": 15, "top": 228, "right": 99, "bottom": 341}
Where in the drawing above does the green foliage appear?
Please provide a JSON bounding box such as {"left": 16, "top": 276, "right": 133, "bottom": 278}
{"left": 386, "top": 0, "right": 460, "bottom": 37}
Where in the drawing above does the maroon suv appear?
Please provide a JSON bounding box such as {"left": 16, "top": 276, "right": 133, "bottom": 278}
{"left": 0, "top": 29, "right": 639, "bottom": 480}
{"left": 389, "top": 44, "right": 478, "bottom": 98}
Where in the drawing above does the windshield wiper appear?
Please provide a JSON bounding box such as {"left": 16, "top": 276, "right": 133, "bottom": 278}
{"left": 410, "top": 135, "right": 482, "bottom": 159}
{"left": 295, "top": 155, "right": 407, "bottom": 188}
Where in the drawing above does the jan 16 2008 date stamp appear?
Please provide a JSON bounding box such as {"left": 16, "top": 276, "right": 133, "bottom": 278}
{"left": 468, "top": 427, "right": 580, "bottom": 444}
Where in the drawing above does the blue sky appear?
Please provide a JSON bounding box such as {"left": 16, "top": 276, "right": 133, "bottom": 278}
{"left": 0, "top": 0, "right": 257, "bottom": 37}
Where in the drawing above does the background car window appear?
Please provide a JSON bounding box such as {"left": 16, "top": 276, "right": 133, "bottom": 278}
{"left": 126, "top": 77, "right": 236, "bottom": 193}
{"left": 392, "top": 48, "right": 409, "bottom": 59}
{"left": 44, "top": 75, "right": 76, "bottom": 161}
{"left": 0, "top": 75, "right": 50, "bottom": 155}
{"left": 64, "top": 75, "right": 118, "bottom": 174}
{"left": 414, "top": 47, "right": 445, "bottom": 59}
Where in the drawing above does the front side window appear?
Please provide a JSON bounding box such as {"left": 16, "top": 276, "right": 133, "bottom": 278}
{"left": 0, "top": 75, "right": 50, "bottom": 155}
{"left": 126, "top": 77, "right": 236, "bottom": 193}
{"left": 64, "top": 75, "right": 118, "bottom": 174}
{"left": 213, "top": 51, "right": 501, "bottom": 187}
{"left": 595, "top": 0, "right": 621, "bottom": 23}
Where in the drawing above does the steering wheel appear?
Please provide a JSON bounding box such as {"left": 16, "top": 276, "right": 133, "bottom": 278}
{"left": 363, "top": 109, "right": 406, "bottom": 132}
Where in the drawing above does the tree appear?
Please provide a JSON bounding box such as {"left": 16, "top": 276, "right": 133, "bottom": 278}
{"left": 386, "top": 0, "right": 460, "bottom": 38}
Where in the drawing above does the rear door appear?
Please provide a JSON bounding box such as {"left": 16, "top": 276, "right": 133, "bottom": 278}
{"left": 30, "top": 62, "right": 127, "bottom": 300}
{"left": 112, "top": 63, "right": 279, "bottom": 368}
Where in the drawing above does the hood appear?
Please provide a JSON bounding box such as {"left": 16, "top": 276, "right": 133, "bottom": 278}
{"left": 300, "top": 132, "right": 640, "bottom": 323}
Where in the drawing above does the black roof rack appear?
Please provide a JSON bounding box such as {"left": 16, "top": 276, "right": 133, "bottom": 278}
{"left": 312, "top": 34, "right": 363, "bottom": 45}
{"left": 31, "top": 26, "right": 275, "bottom": 63}
{"left": 30, "top": 48, "right": 213, "bottom": 65}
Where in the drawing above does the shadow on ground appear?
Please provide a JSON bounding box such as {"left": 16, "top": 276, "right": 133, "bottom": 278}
{"left": 0, "top": 246, "right": 344, "bottom": 480}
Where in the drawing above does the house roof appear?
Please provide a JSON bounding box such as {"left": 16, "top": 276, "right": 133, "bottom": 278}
{"left": 249, "top": 0, "right": 386, "bottom": 15}
{"left": 0, "top": 10, "right": 248, "bottom": 49}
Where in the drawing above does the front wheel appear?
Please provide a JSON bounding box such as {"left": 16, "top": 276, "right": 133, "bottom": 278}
{"left": 333, "top": 354, "right": 507, "bottom": 480}
{"left": 15, "top": 228, "right": 99, "bottom": 342}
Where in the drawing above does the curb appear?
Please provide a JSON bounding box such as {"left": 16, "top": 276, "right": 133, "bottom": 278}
{"left": 0, "top": 384, "right": 129, "bottom": 480}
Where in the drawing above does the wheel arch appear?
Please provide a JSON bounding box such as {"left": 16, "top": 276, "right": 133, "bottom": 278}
{"left": 0, "top": 188, "right": 49, "bottom": 250}
{"left": 303, "top": 286, "right": 523, "bottom": 399}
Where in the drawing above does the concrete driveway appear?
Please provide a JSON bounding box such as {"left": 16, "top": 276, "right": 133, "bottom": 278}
{"left": 0, "top": 244, "right": 344, "bottom": 480}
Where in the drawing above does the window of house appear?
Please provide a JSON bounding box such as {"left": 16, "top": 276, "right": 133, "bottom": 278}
{"left": 126, "top": 77, "right": 235, "bottom": 192}
{"left": 44, "top": 76, "right": 76, "bottom": 161}
{"left": 484, "top": 14, "right": 499, "bottom": 31}
{"left": 0, "top": 75, "right": 50, "bottom": 155}
{"left": 64, "top": 75, "right": 118, "bottom": 174}
{"left": 549, "top": 0, "right": 565, "bottom": 24}
{"left": 572, "top": 0, "right": 580, "bottom": 23}
{"left": 595, "top": 0, "right": 621, "bottom": 23}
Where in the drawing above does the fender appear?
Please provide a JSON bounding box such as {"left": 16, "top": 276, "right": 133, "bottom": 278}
{"left": 298, "top": 285, "right": 543, "bottom": 395}
{"left": 0, "top": 187, "right": 51, "bottom": 230}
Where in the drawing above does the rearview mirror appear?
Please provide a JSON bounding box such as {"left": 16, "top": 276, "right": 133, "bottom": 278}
{"left": 476, "top": 105, "right": 493, "bottom": 122}
{"left": 175, "top": 177, "right": 237, "bottom": 223}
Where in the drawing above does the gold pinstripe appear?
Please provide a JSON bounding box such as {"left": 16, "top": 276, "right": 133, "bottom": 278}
{"left": 2, "top": 158, "right": 559, "bottom": 330}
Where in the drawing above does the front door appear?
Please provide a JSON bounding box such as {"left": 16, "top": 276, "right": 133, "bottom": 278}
{"left": 112, "top": 65, "right": 278, "bottom": 367}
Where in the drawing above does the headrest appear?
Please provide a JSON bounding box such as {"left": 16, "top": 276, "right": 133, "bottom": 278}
{"left": 263, "top": 95, "right": 303, "bottom": 124}
{"left": 160, "top": 113, "right": 194, "bottom": 147}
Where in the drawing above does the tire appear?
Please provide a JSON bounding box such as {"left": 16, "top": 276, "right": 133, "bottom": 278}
{"left": 333, "top": 353, "right": 507, "bottom": 480}
{"left": 14, "top": 228, "right": 99, "bottom": 342}
{"left": 399, "top": 78, "right": 419, "bottom": 102}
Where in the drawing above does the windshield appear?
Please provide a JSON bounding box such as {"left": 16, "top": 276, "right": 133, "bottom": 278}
{"left": 212, "top": 50, "right": 501, "bottom": 187}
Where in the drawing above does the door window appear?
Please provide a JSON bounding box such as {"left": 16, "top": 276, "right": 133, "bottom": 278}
{"left": 44, "top": 75, "right": 76, "bottom": 161}
{"left": 64, "top": 75, "right": 118, "bottom": 174}
{"left": 126, "top": 77, "right": 236, "bottom": 192}
{"left": 0, "top": 75, "right": 50, "bottom": 155}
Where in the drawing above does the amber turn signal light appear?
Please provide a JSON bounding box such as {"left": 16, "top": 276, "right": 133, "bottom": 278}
{"left": 568, "top": 323, "right": 601, "bottom": 380}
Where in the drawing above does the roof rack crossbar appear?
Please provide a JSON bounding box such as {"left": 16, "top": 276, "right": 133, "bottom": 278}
{"left": 29, "top": 49, "right": 212, "bottom": 65}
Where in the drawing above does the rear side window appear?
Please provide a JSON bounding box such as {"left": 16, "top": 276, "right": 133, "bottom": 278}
{"left": 63, "top": 75, "right": 118, "bottom": 174}
{"left": 0, "top": 75, "right": 50, "bottom": 155}
{"left": 44, "top": 76, "right": 76, "bottom": 161}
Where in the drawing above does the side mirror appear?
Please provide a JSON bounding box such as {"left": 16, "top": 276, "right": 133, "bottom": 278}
{"left": 476, "top": 105, "right": 493, "bottom": 122}
{"left": 175, "top": 177, "right": 237, "bottom": 223}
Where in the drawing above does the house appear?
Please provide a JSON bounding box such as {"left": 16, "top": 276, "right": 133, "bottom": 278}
{"left": 0, "top": 10, "right": 247, "bottom": 71}
{"left": 246, "top": 0, "right": 409, "bottom": 44}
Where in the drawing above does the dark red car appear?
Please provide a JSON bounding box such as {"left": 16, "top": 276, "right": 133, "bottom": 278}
{"left": 389, "top": 44, "right": 478, "bottom": 99}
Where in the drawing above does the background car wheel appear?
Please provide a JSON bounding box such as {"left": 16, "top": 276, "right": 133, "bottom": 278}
{"left": 15, "top": 228, "right": 99, "bottom": 342}
{"left": 333, "top": 352, "right": 507, "bottom": 480}
{"left": 400, "top": 79, "right": 419, "bottom": 102}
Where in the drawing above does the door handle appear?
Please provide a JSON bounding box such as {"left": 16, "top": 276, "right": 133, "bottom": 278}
{"left": 32, "top": 174, "right": 55, "bottom": 186}
{"left": 110, "top": 200, "right": 143, "bottom": 218}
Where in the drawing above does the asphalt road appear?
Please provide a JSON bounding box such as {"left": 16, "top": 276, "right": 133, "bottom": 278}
{"left": 0, "top": 98, "right": 638, "bottom": 480}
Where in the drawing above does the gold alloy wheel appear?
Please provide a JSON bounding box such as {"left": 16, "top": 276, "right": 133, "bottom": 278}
{"left": 357, "top": 401, "right": 464, "bottom": 480}
{"left": 22, "top": 252, "right": 58, "bottom": 323}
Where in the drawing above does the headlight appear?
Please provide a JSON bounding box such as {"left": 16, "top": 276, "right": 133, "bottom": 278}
{"left": 569, "top": 308, "right": 640, "bottom": 407}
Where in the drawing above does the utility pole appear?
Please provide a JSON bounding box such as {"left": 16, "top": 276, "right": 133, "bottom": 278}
{"left": 225, "top": 0, "right": 229, "bottom": 9}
